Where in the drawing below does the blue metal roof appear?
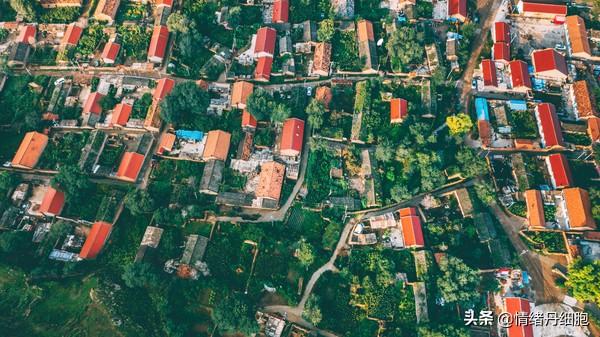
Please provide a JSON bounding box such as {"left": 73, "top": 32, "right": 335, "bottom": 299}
{"left": 175, "top": 130, "right": 204, "bottom": 141}
{"left": 475, "top": 97, "right": 489, "bottom": 120}
{"left": 508, "top": 100, "right": 527, "bottom": 111}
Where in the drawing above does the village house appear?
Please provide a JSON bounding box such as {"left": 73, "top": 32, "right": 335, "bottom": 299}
{"left": 315, "top": 86, "right": 332, "bottom": 110}
{"left": 202, "top": 130, "right": 231, "bottom": 161}
{"left": 38, "top": 187, "right": 66, "bottom": 217}
{"left": 508, "top": 60, "right": 532, "bottom": 92}
{"left": 11, "top": 131, "right": 48, "bottom": 169}
{"left": 148, "top": 25, "right": 169, "bottom": 64}
{"left": 447, "top": 0, "right": 467, "bottom": 22}
{"left": 565, "top": 16, "right": 592, "bottom": 59}
{"left": 82, "top": 92, "right": 104, "bottom": 126}
{"left": 61, "top": 23, "right": 83, "bottom": 49}
{"left": 110, "top": 103, "right": 132, "bottom": 127}
{"left": 545, "top": 153, "right": 572, "bottom": 189}
{"left": 94, "top": 0, "right": 121, "bottom": 24}
{"left": 79, "top": 221, "right": 113, "bottom": 259}
{"left": 516, "top": 0, "right": 567, "bottom": 19}
{"left": 7, "top": 42, "right": 31, "bottom": 69}
{"left": 588, "top": 117, "right": 600, "bottom": 142}
{"left": 279, "top": 118, "right": 305, "bottom": 158}
{"left": 115, "top": 152, "right": 145, "bottom": 182}
{"left": 135, "top": 226, "right": 164, "bottom": 263}
{"left": 254, "top": 27, "right": 277, "bottom": 59}
{"left": 101, "top": 41, "right": 120, "bottom": 64}
{"left": 390, "top": 98, "right": 408, "bottom": 123}
{"left": 531, "top": 48, "right": 568, "bottom": 82}
{"left": 242, "top": 110, "right": 258, "bottom": 130}
{"left": 569, "top": 80, "right": 597, "bottom": 120}
{"left": 503, "top": 297, "right": 534, "bottom": 337}
{"left": 231, "top": 81, "right": 254, "bottom": 110}
{"left": 356, "top": 20, "right": 378, "bottom": 73}
{"left": 534, "top": 102, "right": 564, "bottom": 148}
{"left": 480, "top": 59, "right": 498, "bottom": 89}
{"left": 493, "top": 42, "right": 510, "bottom": 63}
{"left": 255, "top": 161, "right": 285, "bottom": 208}
{"left": 557, "top": 187, "right": 596, "bottom": 230}
{"left": 524, "top": 189, "right": 545, "bottom": 229}
{"left": 493, "top": 22, "right": 510, "bottom": 44}
{"left": 311, "top": 42, "right": 331, "bottom": 77}
{"left": 156, "top": 133, "right": 177, "bottom": 155}
{"left": 199, "top": 159, "right": 225, "bottom": 195}
{"left": 17, "top": 25, "right": 36, "bottom": 45}
{"left": 145, "top": 77, "right": 175, "bottom": 132}
{"left": 272, "top": 0, "right": 289, "bottom": 23}
{"left": 254, "top": 56, "right": 273, "bottom": 82}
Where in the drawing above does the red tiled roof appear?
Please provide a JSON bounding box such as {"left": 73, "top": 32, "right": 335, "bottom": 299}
{"left": 111, "top": 103, "right": 132, "bottom": 126}
{"left": 522, "top": 1, "right": 567, "bottom": 15}
{"left": 524, "top": 189, "right": 545, "bottom": 228}
{"left": 156, "top": 133, "right": 176, "bottom": 155}
{"left": 478, "top": 120, "right": 492, "bottom": 147}
{"left": 588, "top": 117, "right": 600, "bottom": 142}
{"left": 357, "top": 20, "right": 375, "bottom": 42}
{"left": 231, "top": 81, "right": 254, "bottom": 109}
{"left": 256, "top": 161, "right": 285, "bottom": 201}
{"left": 17, "top": 25, "right": 36, "bottom": 45}
{"left": 532, "top": 49, "right": 567, "bottom": 76}
{"left": 563, "top": 188, "right": 596, "bottom": 230}
{"left": 116, "top": 152, "right": 145, "bottom": 182}
{"left": 399, "top": 211, "right": 425, "bottom": 247}
{"left": 572, "top": 80, "right": 597, "bottom": 119}
{"left": 83, "top": 92, "right": 104, "bottom": 115}
{"left": 148, "top": 25, "right": 169, "bottom": 61}
{"left": 535, "top": 103, "right": 564, "bottom": 148}
{"left": 39, "top": 186, "right": 65, "bottom": 216}
{"left": 155, "top": 0, "right": 173, "bottom": 7}
{"left": 390, "top": 98, "right": 408, "bottom": 123}
{"left": 242, "top": 110, "right": 257, "bottom": 129}
{"left": 12, "top": 132, "right": 48, "bottom": 169}
{"left": 254, "top": 56, "right": 273, "bottom": 81}
{"left": 566, "top": 16, "right": 591, "bottom": 57}
{"left": 153, "top": 78, "right": 175, "bottom": 101}
{"left": 493, "top": 42, "right": 510, "bottom": 62}
{"left": 448, "top": 0, "right": 467, "bottom": 19}
{"left": 272, "top": 0, "right": 289, "bottom": 23}
{"left": 280, "top": 118, "right": 305, "bottom": 156}
{"left": 509, "top": 60, "right": 532, "bottom": 89}
{"left": 494, "top": 22, "right": 510, "bottom": 43}
{"left": 62, "top": 23, "right": 83, "bottom": 46}
{"left": 255, "top": 27, "right": 277, "bottom": 56}
{"left": 79, "top": 221, "right": 112, "bottom": 259}
{"left": 101, "top": 41, "right": 120, "bottom": 62}
{"left": 546, "top": 153, "right": 572, "bottom": 188}
{"left": 505, "top": 297, "right": 534, "bottom": 337}
{"left": 203, "top": 130, "right": 231, "bottom": 161}
{"left": 481, "top": 59, "right": 497, "bottom": 87}
{"left": 398, "top": 207, "right": 417, "bottom": 217}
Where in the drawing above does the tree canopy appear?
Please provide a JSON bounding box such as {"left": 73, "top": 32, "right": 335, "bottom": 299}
{"left": 245, "top": 88, "right": 273, "bottom": 121}
{"left": 436, "top": 256, "right": 481, "bottom": 308}
{"left": 9, "top": 0, "right": 38, "bottom": 21}
{"left": 446, "top": 113, "right": 473, "bottom": 135}
{"left": 306, "top": 99, "right": 326, "bottom": 130}
{"left": 295, "top": 238, "right": 316, "bottom": 269}
{"left": 51, "top": 164, "right": 91, "bottom": 201}
{"left": 211, "top": 293, "right": 258, "bottom": 335}
{"left": 303, "top": 294, "right": 323, "bottom": 326}
{"left": 386, "top": 26, "right": 424, "bottom": 72}
{"left": 317, "top": 19, "right": 335, "bottom": 42}
{"left": 124, "top": 188, "right": 156, "bottom": 216}
{"left": 159, "top": 81, "right": 210, "bottom": 128}
{"left": 566, "top": 258, "right": 600, "bottom": 305}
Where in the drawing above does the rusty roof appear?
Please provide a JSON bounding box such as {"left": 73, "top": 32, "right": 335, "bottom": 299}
{"left": 256, "top": 161, "right": 286, "bottom": 201}
{"left": 572, "top": 80, "right": 596, "bottom": 119}
{"left": 203, "top": 130, "right": 231, "bottom": 161}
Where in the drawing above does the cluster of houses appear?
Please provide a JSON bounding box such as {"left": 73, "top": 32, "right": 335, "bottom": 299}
{"left": 349, "top": 207, "right": 425, "bottom": 249}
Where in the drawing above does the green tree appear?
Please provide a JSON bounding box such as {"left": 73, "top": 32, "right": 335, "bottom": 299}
{"left": 317, "top": 19, "right": 335, "bottom": 42}
{"left": 51, "top": 164, "right": 91, "bottom": 201}
{"left": 211, "top": 293, "right": 258, "bottom": 335}
{"left": 295, "top": 238, "right": 315, "bottom": 269}
{"left": 122, "top": 262, "right": 160, "bottom": 288}
{"left": 124, "top": 188, "right": 156, "bottom": 216}
{"left": 417, "top": 324, "right": 470, "bottom": 337}
{"left": 9, "top": 0, "right": 37, "bottom": 21}
{"left": 0, "top": 171, "right": 17, "bottom": 195}
{"left": 390, "top": 184, "right": 411, "bottom": 202}
{"left": 271, "top": 103, "right": 291, "bottom": 124}
{"left": 167, "top": 12, "right": 191, "bottom": 34}
{"left": 302, "top": 294, "right": 322, "bottom": 326}
{"left": 446, "top": 113, "right": 473, "bottom": 135}
{"left": 246, "top": 88, "right": 273, "bottom": 120}
{"left": 436, "top": 256, "right": 481, "bottom": 307}
{"left": 474, "top": 180, "right": 495, "bottom": 205}
{"left": 227, "top": 6, "right": 241, "bottom": 27}
{"left": 386, "top": 26, "right": 424, "bottom": 72}
{"left": 159, "top": 81, "right": 210, "bottom": 127}
{"left": 455, "top": 147, "right": 487, "bottom": 178}
{"left": 322, "top": 222, "right": 340, "bottom": 250}
{"left": 306, "top": 99, "right": 326, "bottom": 130}
{"left": 374, "top": 141, "right": 393, "bottom": 163}
{"left": 0, "top": 231, "right": 31, "bottom": 253}
{"left": 566, "top": 258, "right": 600, "bottom": 305}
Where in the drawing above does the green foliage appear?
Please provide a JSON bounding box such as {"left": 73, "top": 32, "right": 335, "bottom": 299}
{"left": 0, "top": 231, "right": 31, "bottom": 253}
{"left": 211, "top": 293, "right": 258, "bottom": 335}
{"left": 124, "top": 188, "right": 156, "bottom": 215}
{"left": 332, "top": 30, "right": 361, "bottom": 71}
{"left": 167, "top": 12, "right": 191, "bottom": 34}
{"left": 122, "top": 262, "right": 159, "bottom": 288}
{"left": 303, "top": 294, "right": 323, "bottom": 325}
{"left": 132, "top": 92, "right": 152, "bottom": 118}
{"left": 322, "top": 222, "right": 341, "bottom": 250}
{"left": 446, "top": 113, "right": 472, "bottom": 135}
{"left": 510, "top": 110, "right": 538, "bottom": 139}
{"left": 417, "top": 324, "right": 470, "bottom": 337}
{"left": 566, "top": 258, "right": 600, "bottom": 305}
{"left": 246, "top": 88, "right": 273, "bottom": 120}
{"left": 387, "top": 26, "right": 424, "bottom": 72}
{"left": 306, "top": 99, "right": 326, "bottom": 130}
{"left": 51, "top": 164, "right": 91, "bottom": 202}
{"left": 0, "top": 171, "right": 17, "bottom": 198}
{"left": 474, "top": 180, "right": 496, "bottom": 205}
{"left": 9, "top": 0, "right": 38, "bottom": 21}
{"left": 38, "top": 7, "right": 80, "bottom": 23}
{"left": 75, "top": 23, "right": 107, "bottom": 58}
{"left": 436, "top": 256, "right": 481, "bottom": 307}
{"left": 271, "top": 103, "right": 291, "bottom": 124}
{"left": 455, "top": 147, "right": 487, "bottom": 178}
{"left": 159, "top": 81, "right": 210, "bottom": 127}
{"left": 295, "top": 238, "right": 316, "bottom": 269}
{"left": 508, "top": 201, "right": 526, "bottom": 217}
{"left": 117, "top": 25, "right": 150, "bottom": 59}
{"left": 317, "top": 19, "right": 335, "bottom": 42}
{"left": 375, "top": 141, "right": 393, "bottom": 163}
{"left": 0, "top": 28, "right": 8, "bottom": 42}
{"left": 0, "top": 75, "right": 43, "bottom": 131}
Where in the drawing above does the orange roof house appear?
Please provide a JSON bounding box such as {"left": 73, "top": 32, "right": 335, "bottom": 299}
{"left": 17, "top": 25, "right": 36, "bottom": 45}
{"left": 504, "top": 297, "right": 534, "bottom": 337}
{"left": 563, "top": 188, "right": 596, "bottom": 230}
{"left": 256, "top": 161, "right": 286, "bottom": 201}
{"left": 83, "top": 92, "right": 104, "bottom": 115}
{"left": 254, "top": 27, "right": 277, "bottom": 58}
{"left": 202, "top": 130, "right": 231, "bottom": 161}
{"left": 272, "top": 0, "right": 289, "bottom": 23}
{"left": 79, "top": 221, "right": 113, "bottom": 259}
{"left": 570, "top": 80, "right": 597, "bottom": 120}
{"left": 312, "top": 42, "right": 331, "bottom": 77}
{"left": 565, "top": 16, "right": 591, "bottom": 59}
{"left": 254, "top": 56, "right": 273, "bottom": 82}
{"left": 156, "top": 132, "right": 176, "bottom": 155}
{"left": 399, "top": 208, "right": 425, "bottom": 247}
{"left": 110, "top": 103, "right": 132, "bottom": 126}
{"left": 280, "top": 118, "right": 305, "bottom": 157}
{"left": 315, "top": 86, "right": 332, "bottom": 109}
{"left": 39, "top": 186, "right": 65, "bottom": 216}
{"left": 116, "top": 152, "right": 145, "bottom": 182}
{"left": 242, "top": 110, "right": 257, "bottom": 129}
{"left": 231, "top": 81, "right": 254, "bottom": 109}
{"left": 357, "top": 19, "right": 378, "bottom": 72}
{"left": 524, "top": 189, "right": 545, "bottom": 228}
{"left": 145, "top": 78, "right": 174, "bottom": 132}
{"left": 61, "top": 23, "right": 83, "bottom": 47}
{"left": 101, "top": 41, "right": 120, "bottom": 64}
{"left": 153, "top": 77, "right": 175, "bottom": 102}
{"left": 587, "top": 117, "right": 600, "bottom": 142}
{"left": 93, "top": 0, "right": 121, "bottom": 24}
{"left": 11, "top": 131, "right": 48, "bottom": 169}
{"left": 390, "top": 98, "right": 408, "bottom": 123}
{"left": 148, "top": 25, "right": 169, "bottom": 64}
